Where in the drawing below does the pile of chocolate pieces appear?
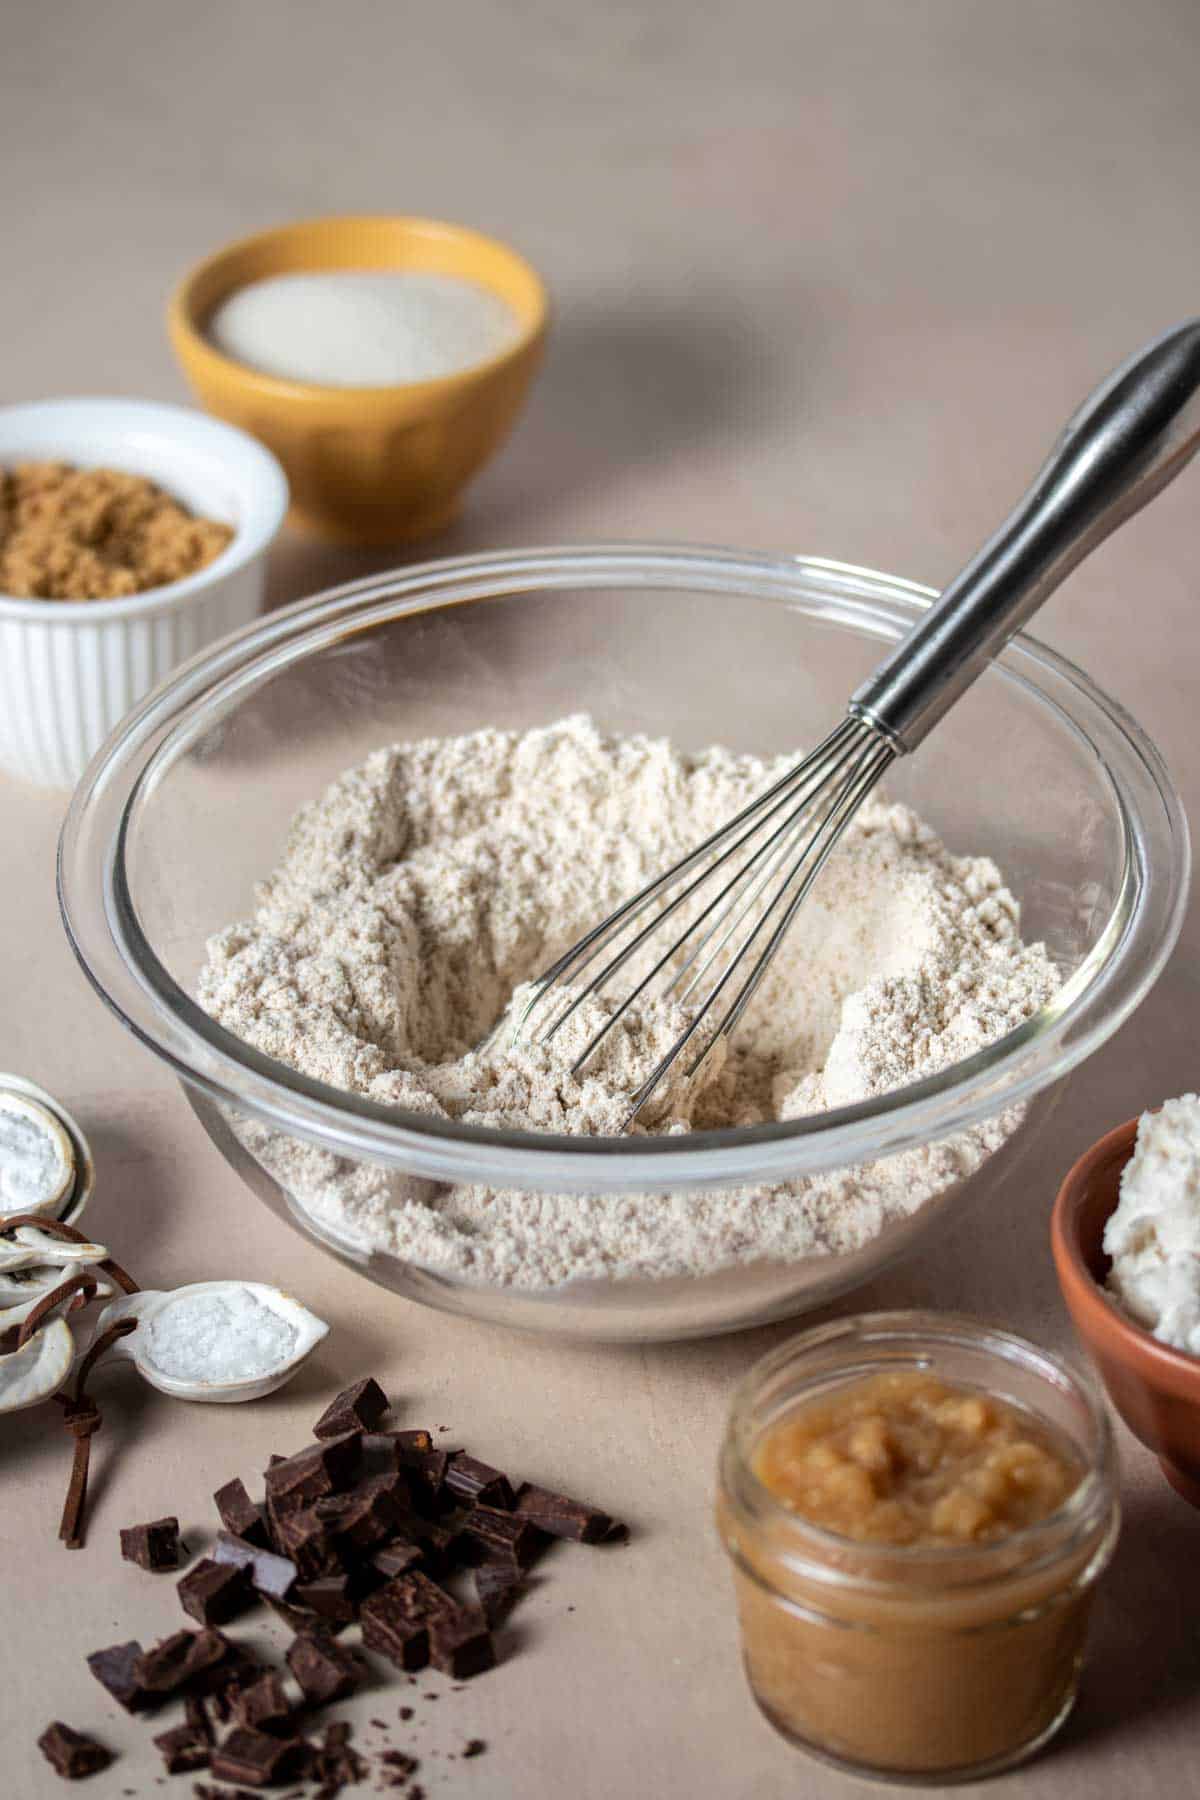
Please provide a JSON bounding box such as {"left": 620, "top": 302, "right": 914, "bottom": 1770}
{"left": 57, "top": 1379, "right": 625, "bottom": 1792}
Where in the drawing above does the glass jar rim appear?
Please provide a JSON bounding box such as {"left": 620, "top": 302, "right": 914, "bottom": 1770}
{"left": 720, "top": 1310, "right": 1118, "bottom": 1589}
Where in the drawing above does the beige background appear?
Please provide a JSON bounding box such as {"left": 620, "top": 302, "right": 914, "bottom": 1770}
{"left": 4, "top": 1, "right": 1200, "bottom": 1794}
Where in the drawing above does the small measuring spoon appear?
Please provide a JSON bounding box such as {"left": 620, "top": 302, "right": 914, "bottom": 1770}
{"left": 0, "top": 1316, "right": 75, "bottom": 1413}
{"left": 0, "top": 1074, "right": 94, "bottom": 1231}
{"left": 97, "top": 1280, "right": 329, "bottom": 1403}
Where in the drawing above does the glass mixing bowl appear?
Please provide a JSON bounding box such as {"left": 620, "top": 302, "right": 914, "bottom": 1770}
{"left": 58, "top": 548, "right": 1188, "bottom": 1341}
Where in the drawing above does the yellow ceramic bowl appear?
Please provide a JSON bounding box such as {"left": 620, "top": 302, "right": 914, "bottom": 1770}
{"left": 168, "top": 215, "right": 548, "bottom": 544}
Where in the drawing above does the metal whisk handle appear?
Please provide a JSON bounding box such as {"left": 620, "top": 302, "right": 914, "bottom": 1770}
{"left": 851, "top": 318, "right": 1200, "bottom": 753}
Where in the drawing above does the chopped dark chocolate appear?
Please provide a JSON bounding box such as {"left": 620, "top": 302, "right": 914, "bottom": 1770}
{"left": 212, "top": 1530, "right": 297, "bottom": 1600}
{"left": 135, "top": 1628, "right": 230, "bottom": 1696}
{"left": 309, "top": 1720, "right": 367, "bottom": 1792}
{"left": 428, "top": 1608, "right": 496, "bottom": 1679}
{"left": 360, "top": 1572, "right": 454, "bottom": 1672}
{"left": 120, "top": 1515, "right": 182, "bottom": 1572}
{"left": 153, "top": 1722, "right": 210, "bottom": 1774}
{"left": 185, "top": 1693, "right": 213, "bottom": 1742}
{"left": 400, "top": 1449, "right": 453, "bottom": 1516}
{"left": 214, "top": 1478, "right": 271, "bottom": 1550}
{"left": 264, "top": 1434, "right": 361, "bottom": 1509}
{"left": 473, "top": 1560, "right": 526, "bottom": 1627}
{"left": 270, "top": 1506, "right": 336, "bottom": 1582}
{"left": 210, "top": 1724, "right": 306, "bottom": 1788}
{"left": 231, "top": 1673, "right": 294, "bottom": 1735}
{"left": 360, "top": 1433, "right": 403, "bottom": 1478}
{"left": 460, "top": 1505, "right": 546, "bottom": 1568}
{"left": 205, "top": 1651, "right": 269, "bottom": 1723}
{"left": 317, "top": 1471, "right": 406, "bottom": 1553}
{"left": 391, "top": 1429, "right": 434, "bottom": 1457}
{"left": 313, "top": 1377, "right": 389, "bottom": 1439}
{"left": 444, "top": 1453, "right": 514, "bottom": 1510}
{"left": 286, "top": 1631, "right": 366, "bottom": 1705}
{"left": 380, "top": 1749, "right": 419, "bottom": 1778}
{"left": 86, "top": 1640, "right": 150, "bottom": 1713}
{"left": 293, "top": 1572, "right": 357, "bottom": 1624}
{"left": 37, "top": 1721, "right": 112, "bottom": 1779}
{"left": 178, "top": 1558, "right": 254, "bottom": 1626}
{"left": 371, "top": 1541, "right": 425, "bottom": 1582}
{"left": 512, "top": 1482, "right": 615, "bottom": 1543}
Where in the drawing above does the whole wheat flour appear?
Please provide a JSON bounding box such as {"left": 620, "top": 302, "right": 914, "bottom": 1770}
{"left": 198, "top": 716, "right": 1059, "bottom": 1288}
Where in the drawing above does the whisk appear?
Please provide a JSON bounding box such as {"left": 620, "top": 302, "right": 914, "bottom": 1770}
{"left": 518, "top": 320, "right": 1200, "bottom": 1126}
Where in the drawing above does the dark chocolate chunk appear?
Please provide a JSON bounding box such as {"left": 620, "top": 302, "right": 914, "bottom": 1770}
{"left": 313, "top": 1377, "right": 389, "bottom": 1439}
{"left": 428, "top": 1608, "right": 496, "bottom": 1679}
{"left": 473, "top": 1560, "right": 526, "bottom": 1627}
{"left": 270, "top": 1506, "right": 336, "bottom": 1582}
{"left": 310, "top": 1720, "right": 366, "bottom": 1791}
{"left": 317, "top": 1471, "right": 406, "bottom": 1553}
{"left": 210, "top": 1724, "right": 306, "bottom": 1788}
{"left": 286, "top": 1631, "right": 366, "bottom": 1705}
{"left": 400, "top": 1449, "right": 453, "bottom": 1516}
{"left": 214, "top": 1478, "right": 271, "bottom": 1550}
{"left": 359, "top": 1571, "right": 455, "bottom": 1672}
{"left": 391, "top": 1429, "right": 434, "bottom": 1457}
{"left": 293, "top": 1572, "right": 357, "bottom": 1624}
{"left": 230, "top": 1673, "right": 294, "bottom": 1735}
{"left": 360, "top": 1433, "right": 403, "bottom": 1478}
{"left": 462, "top": 1738, "right": 487, "bottom": 1759}
{"left": 212, "top": 1530, "right": 297, "bottom": 1600}
{"left": 178, "top": 1557, "right": 254, "bottom": 1626}
{"left": 120, "top": 1515, "right": 182, "bottom": 1572}
{"left": 264, "top": 1434, "right": 361, "bottom": 1509}
{"left": 185, "top": 1694, "right": 213, "bottom": 1742}
{"left": 444, "top": 1453, "right": 513, "bottom": 1510}
{"left": 460, "top": 1505, "right": 546, "bottom": 1568}
{"left": 152, "top": 1722, "right": 210, "bottom": 1774}
{"left": 135, "top": 1628, "right": 230, "bottom": 1696}
{"left": 512, "top": 1482, "right": 615, "bottom": 1543}
{"left": 381, "top": 1748, "right": 420, "bottom": 1778}
{"left": 86, "top": 1640, "right": 150, "bottom": 1713}
{"left": 371, "top": 1541, "right": 425, "bottom": 1582}
{"left": 206, "top": 1650, "right": 269, "bottom": 1723}
{"left": 37, "top": 1721, "right": 112, "bottom": 1779}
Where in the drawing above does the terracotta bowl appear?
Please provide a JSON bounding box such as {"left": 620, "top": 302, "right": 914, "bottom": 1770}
{"left": 1052, "top": 1117, "right": 1200, "bottom": 1507}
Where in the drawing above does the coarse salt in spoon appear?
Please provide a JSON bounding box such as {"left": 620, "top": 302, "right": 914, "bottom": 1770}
{"left": 97, "top": 1280, "right": 329, "bottom": 1403}
{"left": 0, "top": 1092, "right": 75, "bottom": 1220}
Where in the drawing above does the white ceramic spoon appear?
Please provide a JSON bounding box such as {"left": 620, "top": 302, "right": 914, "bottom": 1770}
{"left": 96, "top": 1280, "right": 329, "bottom": 1404}
{"left": 0, "top": 1317, "right": 75, "bottom": 1413}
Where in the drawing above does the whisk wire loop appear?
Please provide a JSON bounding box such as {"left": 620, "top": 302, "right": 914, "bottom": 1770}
{"left": 516, "top": 713, "right": 894, "bottom": 1125}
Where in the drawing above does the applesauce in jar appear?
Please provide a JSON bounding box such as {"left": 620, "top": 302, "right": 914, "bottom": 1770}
{"left": 755, "top": 1370, "right": 1081, "bottom": 1546}
{"left": 717, "top": 1314, "right": 1119, "bottom": 1783}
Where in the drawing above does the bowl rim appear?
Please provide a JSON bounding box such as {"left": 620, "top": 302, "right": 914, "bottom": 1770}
{"left": 57, "top": 543, "right": 1191, "bottom": 1195}
{"left": 167, "top": 212, "right": 550, "bottom": 407}
{"left": 0, "top": 396, "right": 289, "bottom": 622}
{"left": 1051, "top": 1114, "right": 1200, "bottom": 1393}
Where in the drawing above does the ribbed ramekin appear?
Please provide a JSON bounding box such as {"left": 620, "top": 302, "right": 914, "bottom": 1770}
{"left": 0, "top": 397, "right": 288, "bottom": 789}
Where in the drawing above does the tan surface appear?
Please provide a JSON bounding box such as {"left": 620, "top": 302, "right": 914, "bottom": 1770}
{"left": 4, "top": 1, "right": 1200, "bottom": 1794}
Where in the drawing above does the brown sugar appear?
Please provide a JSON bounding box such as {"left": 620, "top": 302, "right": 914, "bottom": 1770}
{"left": 0, "top": 461, "right": 233, "bottom": 600}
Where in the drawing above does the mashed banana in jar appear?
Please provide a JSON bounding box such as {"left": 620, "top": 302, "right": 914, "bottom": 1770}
{"left": 717, "top": 1324, "right": 1119, "bottom": 1782}
{"left": 753, "top": 1370, "right": 1081, "bottom": 1545}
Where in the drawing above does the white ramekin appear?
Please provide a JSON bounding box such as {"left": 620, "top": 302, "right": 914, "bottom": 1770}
{"left": 0, "top": 397, "right": 288, "bottom": 789}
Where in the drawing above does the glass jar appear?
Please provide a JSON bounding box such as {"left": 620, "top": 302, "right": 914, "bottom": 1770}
{"left": 716, "top": 1312, "right": 1119, "bottom": 1783}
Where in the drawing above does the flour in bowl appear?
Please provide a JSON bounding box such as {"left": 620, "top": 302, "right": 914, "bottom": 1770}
{"left": 198, "top": 716, "right": 1058, "bottom": 1287}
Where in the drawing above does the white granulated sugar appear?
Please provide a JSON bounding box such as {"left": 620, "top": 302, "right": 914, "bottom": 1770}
{"left": 206, "top": 271, "right": 521, "bottom": 387}
{"left": 144, "top": 1288, "right": 299, "bottom": 1382}
{"left": 198, "top": 716, "right": 1059, "bottom": 1289}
